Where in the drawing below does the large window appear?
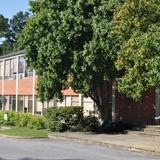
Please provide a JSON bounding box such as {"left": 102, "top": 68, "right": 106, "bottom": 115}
{"left": 18, "top": 56, "right": 25, "bottom": 74}
{"left": 26, "top": 67, "right": 33, "bottom": 77}
{"left": 4, "top": 60, "right": 10, "bottom": 79}
{"left": 17, "top": 96, "right": 24, "bottom": 112}
{"left": 10, "top": 96, "right": 16, "bottom": 111}
{"left": 0, "top": 96, "right": 2, "bottom": 110}
{"left": 71, "top": 96, "right": 79, "bottom": 106}
{"left": 10, "top": 58, "right": 17, "bottom": 79}
{"left": 19, "top": 56, "right": 33, "bottom": 77}
{"left": 0, "top": 61, "right": 3, "bottom": 80}
{"left": 28, "top": 96, "right": 33, "bottom": 113}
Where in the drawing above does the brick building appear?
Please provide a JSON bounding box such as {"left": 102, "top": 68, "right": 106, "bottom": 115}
{"left": 0, "top": 50, "right": 159, "bottom": 125}
{"left": 0, "top": 51, "right": 94, "bottom": 115}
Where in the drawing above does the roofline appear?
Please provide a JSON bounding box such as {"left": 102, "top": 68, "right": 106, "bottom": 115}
{"left": 0, "top": 50, "right": 25, "bottom": 60}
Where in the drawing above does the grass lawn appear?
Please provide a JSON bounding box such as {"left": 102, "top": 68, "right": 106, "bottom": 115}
{"left": 0, "top": 127, "right": 49, "bottom": 138}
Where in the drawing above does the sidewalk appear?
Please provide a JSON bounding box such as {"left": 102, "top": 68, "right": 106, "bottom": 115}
{"left": 49, "top": 131, "right": 160, "bottom": 155}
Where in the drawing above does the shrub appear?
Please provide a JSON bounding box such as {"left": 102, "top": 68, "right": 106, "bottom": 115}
{"left": 0, "top": 111, "right": 4, "bottom": 125}
{"left": 15, "top": 113, "right": 31, "bottom": 127}
{"left": 27, "top": 116, "right": 46, "bottom": 130}
{"left": 83, "top": 114, "right": 100, "bottom": 132}
{"left": 0, "top": 111, "right": 46, "bottom": 130}
{"left": 44, "top": 106, "right": 83, "bottom": 132}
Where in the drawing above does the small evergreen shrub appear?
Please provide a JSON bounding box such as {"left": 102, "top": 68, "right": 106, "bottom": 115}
{"left": 44, "top": 106, "right": 83, "bottom": 132}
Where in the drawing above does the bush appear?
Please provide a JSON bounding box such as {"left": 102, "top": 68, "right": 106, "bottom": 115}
{"left": 83, "top": 114, "right": 100, "bottom": 132}
{"left": 0, "top": 111, "right": 5, "bottom": 125}
{"left": 27, "top": 116, "right": 46, "bottom": 130}
{"left": 0, "top": 111, "right": 46, "bottom": 130}
{"left": 44, "top": 106, "right": 83, "bottom": 132}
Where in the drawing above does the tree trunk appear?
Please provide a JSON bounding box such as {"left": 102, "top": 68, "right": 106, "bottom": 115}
{"left": 90, "top": 81, "right": 113, "bottom": 124}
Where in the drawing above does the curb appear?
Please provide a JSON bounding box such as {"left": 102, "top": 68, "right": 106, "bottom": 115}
{"left": 0, "top": 133, "right": 49, "bottom": 139}
{"left": 48, "top": 133, "right": 160, "bottom": 156}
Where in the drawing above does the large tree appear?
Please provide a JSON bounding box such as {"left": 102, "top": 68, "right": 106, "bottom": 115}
{"left": 113, "top": 0, "right": 160, "bottom": 100}
{"left": 0, "top": 15, "right": 9, "bottom": 54}
{"left": 0, "top": 11, "right": 30, "bottom": 54}
{"left": 17, "top": 0, "right": 124, "bottom": 123}
{"left": 0, "top": 15, "right": 9, "bottom": 36}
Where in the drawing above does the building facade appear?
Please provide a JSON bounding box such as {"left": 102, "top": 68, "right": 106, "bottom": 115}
{"left": 0, "top": 51, "right": 159, "bottom": 125}
{"left": 0, "top": 51, "right": 94, "bottom": 115}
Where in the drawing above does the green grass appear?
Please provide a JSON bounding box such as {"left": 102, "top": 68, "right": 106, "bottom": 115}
{"left": 0, "top": 127, "right": 49, "bottom": 138}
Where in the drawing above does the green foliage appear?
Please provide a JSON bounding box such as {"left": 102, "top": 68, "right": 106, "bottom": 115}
{"left": 17, "top": 0, "right": 123, "bottom": 100}
{"left": 0, "top": 111, "right": 46, "bottom": 130}
{"left": 114, "top": 0, "right": 160, "bottom": 100}
{"left": 0, "top": 11, "right": 30, "bottom": 54}
{"left": 44, "top": 106, "right": 83, "bottom": 132}
{"left": 0, "top": 111, "right": 4, "bottom": 124}
{"left": 83, "top": 114, "right": 100, "bottom": 132}
{"left": 27, "top": 115, "right": 46, "bottom": 129}
{"left": 0, "top": 15, "right": 8, "bottom": 37}
{"left": 17, "top": 0, "right": 126, "bottom": 123}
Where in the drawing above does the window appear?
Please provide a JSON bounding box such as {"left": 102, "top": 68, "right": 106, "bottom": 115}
{"left": 0, "top": 61, "right": 3, "bottom": 79}
{"left": 18, "top": 56, "right": 25, "bottom": 74}
{"left": 10, "top": 58, "right": 17, "bottom": 79}
{"left": 3, "top": 96, "right": 9, "bottom": 110}
{"left": 10, "top": 96, "right": 16, "bottom": 111}
{"left": 4, "top": 60, "right": 10, "bottom": 79}
{"left": 26, "top": 67, "right": 33, "bottom": 77}
{"left": 0, "top": 96, "right": 2, "bottom": 110}
{"left": 28, "top": 96, "right": 33, "bottom": 113}
{"left": 72, "top": 96, "right": 79, "bottom": 106}
{"left": 18, "top": 96, "right": 24, "bottom": 112}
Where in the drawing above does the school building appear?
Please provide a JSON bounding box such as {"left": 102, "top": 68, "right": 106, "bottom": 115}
{"left": 0, "top": 50, "right": 94, "bottom": 115}
{"left": 0, "top": 50, "right": 159, "bottom": 125}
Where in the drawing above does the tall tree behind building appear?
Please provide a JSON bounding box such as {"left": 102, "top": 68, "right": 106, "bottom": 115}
{"left": 0, "top": 11, "right": 30, "bottom": 55}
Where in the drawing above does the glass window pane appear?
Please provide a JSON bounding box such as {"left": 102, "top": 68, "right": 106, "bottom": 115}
{"left": 0, "top": 61, "right": 3, "bottom": 79}
{"left": 18, "top": 96, "right": 24, "bottom": 112}
{"left": 11, "top": 96, "right": 16, "bottom": 111}
{"left": 18, "top": 56, "right": 25, "bottom": 74}
{"left": 4, "top": 60, "right": 10, "bottom": 79}
{"left": 10, "top": 58, "right": 17, "bottom": 74}
{"left": 28, "top": 96, "right": 33, "bottom": 113}
{"left": 72, "top": 96, "right": 79, "bottom": 106}
{"left": 0, "top": 96, "right": 2, "bottom": 110}
{"left": 26, "top": 67, "right": 33, "bottom": 77}
{"left": 3, "top": 96, "right": 9, "bottom": 110}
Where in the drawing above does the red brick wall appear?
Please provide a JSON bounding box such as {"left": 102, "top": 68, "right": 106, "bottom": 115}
{"left": 4, "top": 80, "right": 16, "bottom": 95}
{"left": 18, "top": 77, "right": 34, "bottom": 95}
{"left": 1, "top": 78, "right": 78, "bottom": 96}
{"left": 0, "top": 77, "right": 34, "bottom": 96}
{"left": 115, "top": 89, "right": 155, "bottom": 125}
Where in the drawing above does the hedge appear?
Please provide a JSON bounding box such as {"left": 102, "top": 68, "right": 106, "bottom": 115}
{"left": 0, "top": 107, "right": 100, "bottom": 132}
{"left": 0, "top": 111, "right": 46, "bottom": 130}
{"left": 44, "top": 106, "right": 84, "bottom": 132}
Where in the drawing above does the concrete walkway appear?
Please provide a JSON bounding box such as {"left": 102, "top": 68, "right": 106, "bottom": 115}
{"left": 49, "top": 131, "right": 160, "bottom": 155}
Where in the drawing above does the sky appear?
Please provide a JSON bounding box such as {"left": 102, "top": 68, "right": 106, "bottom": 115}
{"left": 0, "top": 0, "right": 29, "bottom": 19}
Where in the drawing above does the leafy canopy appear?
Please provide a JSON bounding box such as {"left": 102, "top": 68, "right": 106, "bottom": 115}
{"left": 0, "top": 11, "right": 29, "bottom": 55}
{"left": 114, "top": 0, "right": 160, "bottom": 100}
{"left": 18, "top": 0, "right": 124, "bottom": 102}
